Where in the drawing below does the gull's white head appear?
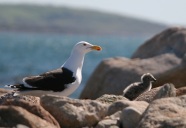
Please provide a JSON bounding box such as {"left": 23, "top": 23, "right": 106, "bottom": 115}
{"left": 62, "top": 41, "right": 102, "bottom": 72}
{"left": 72, "top": 41, "right": 102, "bottom": 54}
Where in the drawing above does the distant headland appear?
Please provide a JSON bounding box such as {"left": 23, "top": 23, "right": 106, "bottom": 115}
{"left": 0, "top": 4, "right": 168, "bottom": 36}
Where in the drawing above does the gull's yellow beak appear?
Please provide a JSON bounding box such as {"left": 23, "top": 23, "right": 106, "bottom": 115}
{"left": 90, "top": 45, "right": 102, "bottom": 51}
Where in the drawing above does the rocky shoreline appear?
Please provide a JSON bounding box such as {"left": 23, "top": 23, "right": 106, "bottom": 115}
{"left": 1, "top": 27, "right": 186, "bottom": 128}
{"left": 1, "top": 84, "right": 186, "bottom": 128}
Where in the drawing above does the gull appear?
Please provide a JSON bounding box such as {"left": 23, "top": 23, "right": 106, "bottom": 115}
{"left": 5, "top": 41, "right": 102, "bottom": 97}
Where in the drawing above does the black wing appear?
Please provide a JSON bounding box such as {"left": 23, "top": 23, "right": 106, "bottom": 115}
{"left": 22, "top": 67, "right": 76, "bottom": 92}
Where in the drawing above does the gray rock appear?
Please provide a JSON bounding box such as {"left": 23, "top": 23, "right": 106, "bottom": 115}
{"left": 152, "top": 83, "right": 176, "bottom": 100}
{"left": 96, "top": 111, "right": 121, "bottom": 128}
{"left": 1, "top": 99, "right": 60, "bottom": 128}
{"left": 40, "top": 95, "right": 108, "bottom": 128}
{"left": 120, "top": 107, "right": 143, "bottom": 128}
{"left": 137, "top": 95, "right": 186, "bottom": 128}
{"left": 135, "top": 86, "right": 162, "bottom": 102}
{"left": 80, "top": 54, "right": 180, "bottom": 99}
{"left": 107, "top": 100, "right": 148, "bottom": 116}
{"left": 16, "top": 124, "right": 29, "bottom": 128}
{"left": 132, "top": 27, "right": 186, "bottom": 59}
{"left": 0, "top": 93, "right": 40, "bottom": 105}
{"left": 96, "top": 94, "right": 128, "bottom": 104}
{"left": 0, "top": 88, "right": 12, "bottom": 96}
{"left": 0, "top": 105, "right": 57, "bottom": 128}
{"left": 136, "top": 83, "right": 176, "bottom": 103}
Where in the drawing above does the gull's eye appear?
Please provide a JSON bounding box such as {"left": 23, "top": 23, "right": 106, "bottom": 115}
{"left": 83, "top": 43, "right": 87, "bottom": 46}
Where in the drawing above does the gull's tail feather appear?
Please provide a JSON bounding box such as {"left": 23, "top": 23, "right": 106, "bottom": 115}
{"left": 3, "top": 85, "right": 19, "bottom": 96}
{"left": 5, "top": 84, "right": 15, "bottom": 88}
{"left": 5, "top": 84, "right": 24, "bottom": 89}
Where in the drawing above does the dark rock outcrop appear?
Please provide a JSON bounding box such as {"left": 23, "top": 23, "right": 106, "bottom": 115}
{"left": 132, "top": 27, "right": 186, "bottom": 59}
{"left": 152, "top": 56, "right": 186, "bottom": 88}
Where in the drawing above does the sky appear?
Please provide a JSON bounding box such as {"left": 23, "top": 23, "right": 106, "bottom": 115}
{"left": 0, "top": 0, "right": 186, "bottom": 26}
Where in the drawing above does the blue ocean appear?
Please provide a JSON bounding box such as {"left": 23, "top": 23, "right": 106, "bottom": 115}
{"left": 0, "top": 32, "right": 147, "bottom": 98}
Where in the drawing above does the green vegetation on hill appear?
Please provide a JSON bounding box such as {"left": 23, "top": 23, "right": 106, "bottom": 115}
{"left": 0, "top": 4, "right": 167, "bottom": 36}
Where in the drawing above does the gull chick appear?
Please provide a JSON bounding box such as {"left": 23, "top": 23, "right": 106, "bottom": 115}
{"left": 123, "top": 73, "right": 156, "bottom": 100}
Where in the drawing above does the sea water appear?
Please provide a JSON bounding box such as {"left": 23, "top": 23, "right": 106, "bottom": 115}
{"left": 0, "top": 32, "right": 147, "bottom": 98}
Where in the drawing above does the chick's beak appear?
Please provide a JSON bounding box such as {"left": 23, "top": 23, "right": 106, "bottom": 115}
{"left": 90, "top": 45, "right": 102, "bottom": 51}
{"left": 153, "top": 78, "right": 157, "bottom": 82}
